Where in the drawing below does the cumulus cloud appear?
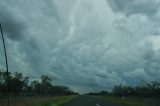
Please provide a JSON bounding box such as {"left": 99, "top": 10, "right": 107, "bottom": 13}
{"left": 0, "top": 0, "right": 160, "bottom": 93}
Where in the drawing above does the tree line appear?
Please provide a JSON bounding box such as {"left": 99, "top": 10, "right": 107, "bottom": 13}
{"left": 86, "top": 81, "right": 160, "bottom": 98}
{"left": 0, "top": 70, "right": 78, "bottom": 97}
{"left": 112, "top": 81, "right": 160, "bottom": 98}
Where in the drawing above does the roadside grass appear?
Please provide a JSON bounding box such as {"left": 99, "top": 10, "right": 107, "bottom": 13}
{"left": 0, "top": 95, "right": 77, "bottom": 106}
{"left": 34, "top": 95, "right": 77, "bottom": 106}
{"left": 101, "top": 96, "right": 160, "bottom": 106}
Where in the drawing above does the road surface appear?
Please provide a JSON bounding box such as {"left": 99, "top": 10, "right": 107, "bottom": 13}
{"left": 62, "top": 95, "right": 125, "bottom": 106}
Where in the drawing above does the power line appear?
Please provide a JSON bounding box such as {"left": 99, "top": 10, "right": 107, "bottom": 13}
{"left": 0, "top": 23, "right": 10, "bottom": 106}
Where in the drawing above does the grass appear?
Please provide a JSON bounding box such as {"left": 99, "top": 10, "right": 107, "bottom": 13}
{"left": 33, "top": 95, "right": 77, "bottom": 106}
{"left": 0, "top": 95, "right": 77, "bottom": 106}
{"left": 101, "top": 96, "right": 160, "bottom": 106}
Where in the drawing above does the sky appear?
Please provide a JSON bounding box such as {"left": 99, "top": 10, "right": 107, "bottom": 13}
{"left": 0, "top": 0, "right": 160, "bottom": 93}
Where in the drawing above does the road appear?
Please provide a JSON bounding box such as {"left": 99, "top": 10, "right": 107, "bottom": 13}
{"left": 62, "top": 95, "right": 125, "bottom": 106}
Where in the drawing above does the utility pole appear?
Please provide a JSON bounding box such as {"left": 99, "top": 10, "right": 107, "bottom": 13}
{"left": 0, "top": 23, "right": 10, "bottom": 106}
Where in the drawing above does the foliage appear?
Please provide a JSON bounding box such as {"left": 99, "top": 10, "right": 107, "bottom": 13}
{"left": 0, "top": 70, "right": 78, "bottom": 97}
{"left": 103, "top": 96, "right": 160, "bottom": 106}
{"left": 112, "top": 81, "right": 160, "bottom": 98}
{"left": 86, "top": 91, "right": 109, "bottom": 96}
{"left": 0, "top": 96, "right": 76, "bottom": 106}
{"left": 86, "top": 81, "right": 160, "bottom": 98}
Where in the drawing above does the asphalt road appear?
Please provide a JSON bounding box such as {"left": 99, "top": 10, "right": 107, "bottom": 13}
{"left": 62, "top": 95, "right": 125, "bottom": 106}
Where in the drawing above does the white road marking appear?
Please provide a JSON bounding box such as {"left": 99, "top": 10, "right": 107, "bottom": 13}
{"left": 96, "top": 104, "right": 101, "bottom": 106}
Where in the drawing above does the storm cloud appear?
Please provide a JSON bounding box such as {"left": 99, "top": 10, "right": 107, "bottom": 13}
{"left": 0, "top": 1, "right": 27, "bottom": 40}
{"left": 107, "top": 0, "right": 160, "bottom": 16}
{"left": 1, "top": 0, "right": 160, "bottom": 93}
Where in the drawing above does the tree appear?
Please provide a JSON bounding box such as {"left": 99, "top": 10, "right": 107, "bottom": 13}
{"left": 0, "top": 71, "right": 5, "bottom": 95}
{"left": 31, "top": 80, "right": 41, "bottom": 95}
{"left": 40, "top": 75, "right": 52, "bottom": 96}
{"left": 0, "top": 70, "right": 79, "bottom": 97}
{"left": 0, "top": 70, "right": 12, "bottom": 95}
{"left": 11, "top": 72, "right": 24, "bottom": 96}
{"left": 22, "top": 77, "right": 30, "bottom": 95}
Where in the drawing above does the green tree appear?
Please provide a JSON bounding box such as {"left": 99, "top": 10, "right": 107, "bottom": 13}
{"left": 40, "top": 75, "right": 52, "bottom": 96}
{"left": 31, "top": 80, "right": 41, "bottom": 95}
{"left": 11, "top": 72, "right": 24, "bottom": 96}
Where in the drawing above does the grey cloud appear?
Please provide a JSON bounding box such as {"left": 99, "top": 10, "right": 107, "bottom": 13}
{"left": 1, "top": 0, "right": 160, "bottom": 93}
{"left": 96, "top": 73, "right": 108, "bottom": 78}
{"left": 0, "top": 3, "right": 27, "bottom": 40}
{"left": 143, "top": 46, "right": 160, "bottom": 77}
{"left": 107, "top": 0, "right": 160, "bottom": 16}
{"left": 107, "top": 0, "right": 133, "bottom": 13}
{"left": 42, "top": 0, "right": 60, "bottom": 21}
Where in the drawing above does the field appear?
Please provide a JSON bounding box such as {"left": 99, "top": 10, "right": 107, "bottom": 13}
{"left": 102, "top": 96, "right": 160, "bottom": 106}
{"left": 1, "top": 95, "right": 160, "bottom": 106}
{"left": 0, "top": 96, "right": 77, "bottom": 106}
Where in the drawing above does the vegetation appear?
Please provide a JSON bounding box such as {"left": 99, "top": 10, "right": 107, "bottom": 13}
{"left": 33, "top": 95, "right": 76, "bottom": 106}
{"left": 86, "top": 81, "right": 160, "bottom": 98}
{"left": 0, "top": 70, "right": 78, "bottom": 97}
{"left": 102, "top": 96, "right": 160, "bottom": 106}
{"left": 0, "top": 96, "right": 76, "bottom": 106}
{"left": 86, "top": 81, "right": 160, "bottom": 106}
{"left": 86, "top": 91, "right": 109, "bottom": 96}
{"left": 112, "top": 81, "right": 160, "bottom": 98}
{"left": 1, "top": 69, "right": 160, "bottom": 106}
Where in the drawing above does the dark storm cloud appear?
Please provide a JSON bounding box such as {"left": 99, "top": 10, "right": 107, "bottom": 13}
{"left": 107, "top": 0, "right": 160, "bottom": 16}
{"left": 0, "top": 3, "right": 27, "bottom": 40}
{"left": 107, "top": 0, "right": 133, "bottom": 12}
{"left": 1, "top": 0, "right": 160, "bottom": 93}
{"left": 143, "top": 45, "right": 160, "bottom": 76}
